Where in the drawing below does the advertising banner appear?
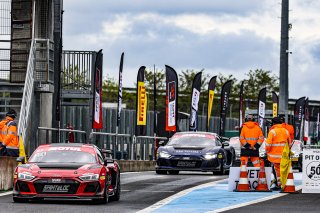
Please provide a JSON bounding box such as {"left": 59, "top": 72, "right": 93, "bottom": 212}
{"left": 219, "top": 80, "right": 233, "bottom": 136}
{"left": 92, "top": 49, "right": 103, "bottom": 129}
{"left": 165, "top": 65, "right": 178, "bottom": 132}
{"left": 135, "top": 66, "right": 147, "bottom": 136}
{"left": 117, "top": 52, "right": 124, "bottom": 127}
{"left": 239, "top": 81, "right": 244, "bottom": 128}
{"left": 302, "top": 149, "right": 320, "bottom": 193}
{"left": 189, "top": 72, "right": 202, "bottom": 131}
{"left": 294, "top": 97, "right": 306, "bottom": 140}
{"left": 258, "top": 88, "right": 266, "bottom": 128}
{"left": 272, "top": 91, "right": 278, "bottom": 118}
{"left": 207, "top": 76, "right": 217, "bottom": 131}
{"left": 228, "top": 167, "right": 272, "bottom": 191}
{"left": 304, "top": 98, "right": 309, "bottom": 142}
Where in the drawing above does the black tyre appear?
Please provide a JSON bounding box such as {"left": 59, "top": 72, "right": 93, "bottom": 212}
{"left": 110, "top": 178, "right": 121, "bottom": 201}
{"left": 94, "top": 184, "right": 109, "bottom": 204}
{"left": 168, "top": 170, "right": 179, "bottom": 175}
{"left": 156, "top": 170, "right": 167, "bottom": 174}
{"left": 13, "top": 197, "right": 28, "bottom": 203}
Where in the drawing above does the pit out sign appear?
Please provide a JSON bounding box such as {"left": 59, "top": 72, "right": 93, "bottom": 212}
{"left": 228, "top": 167, "right": 272, "bottom": 191}
{"left": 302, "top": 149, "right": 320, "bottom": 193}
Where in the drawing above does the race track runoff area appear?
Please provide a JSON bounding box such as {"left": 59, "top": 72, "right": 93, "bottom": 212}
{"left": 139, "top": 173, "right": 302, "bottom": 213}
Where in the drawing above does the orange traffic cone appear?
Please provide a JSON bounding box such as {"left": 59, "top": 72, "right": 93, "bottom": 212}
{"left": 255, "top": 159, "right": 271, "bottom": 192}
{"left": 234, "top": 160, "right": 251, "bottom": 192}
{"left": 281, "top": 165, "right": 297, "bottom": 193}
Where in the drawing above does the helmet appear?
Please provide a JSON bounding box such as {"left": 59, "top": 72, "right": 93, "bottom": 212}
{"left": 245, "top": 114, "right": 255, "bottom": 122}
{"left": 278, "top": 114, "right": 285, "bottom": 123}
{"left": 272, "top": 116, "right": 283, "bottom": 125}
{"left": 6, "top": 109, "right": 17, "bottom": 118}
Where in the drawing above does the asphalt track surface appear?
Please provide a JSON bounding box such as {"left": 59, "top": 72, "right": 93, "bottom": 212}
{"left": 0, "top": 171, "right": 226, "bottom": 213}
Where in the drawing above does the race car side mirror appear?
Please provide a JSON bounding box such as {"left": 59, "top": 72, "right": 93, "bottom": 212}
{"left": 159, "top": 141, "right": 165, "bottom": 146}
{"left": 222, "top": 141, "right": 230, "bottom": 148}
{"left": 16, "top": 156, "right": 25, "bottom": 164}
{"left": 104, "top": 158, "right": 114, "bottom": 166}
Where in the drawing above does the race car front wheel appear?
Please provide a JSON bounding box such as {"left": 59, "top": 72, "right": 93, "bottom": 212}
{"left": 13, "top": 197, "right": 28, "bottom": 203}
{"left": 156, "top": 170, "right": 167, "bottom": 175}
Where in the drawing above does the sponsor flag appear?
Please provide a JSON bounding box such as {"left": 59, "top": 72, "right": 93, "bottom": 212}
{"left": 272, "top": 91, "right": 279, "bottom": 118}
{"left": 189, "top": 72, "right": 202, "bottom": 131}
{"left": 18, "top": 135, "right": 27, "bottom": 164}
{"left": 92, "top": 49, "right": 103, "bottom": 129}
{"left": 239, "top": 81, "right": 244, "bottom": 128}
{"left": 304, "top": 98, "right": 309, "bottom": 142}
{"left": 165, "top": 65, "right": 178, "bottom": 132}
{"left": 293, "top": 97, "right": 306, "bottom": 140}
{"left": 258, "top": 88, "right": 267, "bottom": 128}
{"left": 219, "top": 80, "right": 233, "bottom": 136}
{"left": 317, "top": 107, "right": 320, "bottom": 142}
{"left": 135, "top": 66, "right": 148, "bottom": 136}
{"left": 117, "top": 52, "right": 124, "bottom": 127}
{"left": 207, "top": 76, "right": 217, "bottom": 131}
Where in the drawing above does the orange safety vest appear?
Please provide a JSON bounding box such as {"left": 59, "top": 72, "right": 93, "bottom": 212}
{"left": 239, "top": 121, "right": 264, "bottom": 156}
{"left": 3, "top": 116, "right": 19, "bottom": 150}
{"left": 0, "top": 119, "right": 7, "bottom": 144}
{"left": 266, "top": 124, "right": 291, "bottom": 163}
{"left": 270, "top": 123, "right": 294, "bottom": 140}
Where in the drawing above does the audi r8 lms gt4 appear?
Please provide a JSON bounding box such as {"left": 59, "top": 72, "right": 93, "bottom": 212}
{"left": 13, "top": 143, "right": 121, "bottom": 203}
{"left": 156, "top": 132, "right": 236, "bottom": 175}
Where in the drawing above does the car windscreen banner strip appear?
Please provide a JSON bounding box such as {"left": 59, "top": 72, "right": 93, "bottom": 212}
{"left": 239, "top": 81, "right": 244, "bottom": 128}
{"left": 117, "top": 52, "right": 124, "bottom": 127}
{"left": 272, "top": 91, "right": 279, "bottom": 118}
{"left": 258, "top": 87, "right": 266, "bottom": 129}
{"left": 92, "top": 49, "right": 103, "bottom": 129}
{"left": 294, "top": 96, "right": 305, "bottom": 140}
{"left": 189, "top": 72, "right": 202, "bottom": 131}
{"left": 219, "top": 80, "right": 232, "bottom": 136}
{"left": 304, "top": 98, "right": 309, "bottom": 142}
{"left": 165, "top": 65, "right": 178, "bottom": 132}
{"left": 135, "top": 66, "right": 147, "bottom": 136}
{"left": 207, "top": 76, "right": 217, "bottom": 132}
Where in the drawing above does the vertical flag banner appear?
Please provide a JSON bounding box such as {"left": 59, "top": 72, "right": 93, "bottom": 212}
{"left": 135, "top": 66, "right": 147, "bottom": 136}
{"left": 239, "top": 81, "right": 244, "bottom": 128}
{"left": 117, "top": 52, "right": 124, "bottom": 127}
{"left": 207, "top": 76, "right": 217, "bottom": 132}
{"left": 165, "top": 65, "right": 178, "bottom": 132}
{"left": 317, "top": 107, "right": 320, "bottom": 142}
{"left": 189, "top": 72, "right": 202, "bottom": 131}
{"left": 294, "top": 97, "right": 306, "bottom": 140}
{"left": 258, "top": 88, "right": 267, "bottom": 128}
{"left": 219, "top": 80, "right": 233, "bottom": 136}
{"left": 304, "top": 98, "right": 309, "bottom": 142}
{"left": 272, "top": 91, "right": 279, "bottom": 118}
{"left": 92, "top": 49, "right": 103, "bottom": 129}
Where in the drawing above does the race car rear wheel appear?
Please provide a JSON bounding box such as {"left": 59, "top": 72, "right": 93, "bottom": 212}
{"left": 168, "top": 170, "right": 179, "bottom": 175}
{"left": 156, "top": 170, "right": 167, "bottom": 174}
{"left": 13, "top": 197, "right": 28, "bottom": 203}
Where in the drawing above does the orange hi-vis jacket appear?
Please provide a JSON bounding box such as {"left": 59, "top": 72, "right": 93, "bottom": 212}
{"left": 2, "top": 116, "right": 19, "bottom": 150}
{"left": 266, "top": 124, "right": 291, "bottom": 163}
{"left": 0, "top": 119, "right": 7, "bottom": 144}
{"left": 239, "top": 121, "right": 264, "bottom": 156}
{"left": 270, "top": 123, "right": 294, "bottom": 140}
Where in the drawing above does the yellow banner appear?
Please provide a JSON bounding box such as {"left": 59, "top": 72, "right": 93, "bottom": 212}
{"left": 273, "top": 103, "right": 278, "bottom": 118}
{"left": 19, "top": 135, "right": 27, "bottom": 164}
{"left": 207, "top": 90, "right": 214, "bottom": 127}
{"left": 137, "top": 81, "right": 147, "bottom": 125}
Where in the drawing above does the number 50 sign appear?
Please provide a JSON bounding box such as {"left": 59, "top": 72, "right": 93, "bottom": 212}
{"left": 302, "top": 149, "right": 320, "bottom": 193}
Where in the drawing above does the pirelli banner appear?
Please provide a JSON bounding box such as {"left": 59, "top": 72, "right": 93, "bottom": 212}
{"left": 207, "top": 76, "right": 217, "bottom": 131}
{"left": 92, "top": 49, "right": 103, "bottom": 129}
{"left": 272, "top": 91, "right": 279, "bottom": 118}
{"left": 189, "top": 72, "right": 202, "bottom": 131}
{"left": 165, "top": 65, "right": 178, "bottom": 132}
{"left": 136, "top": 66, "right": 148, "bottom": 136}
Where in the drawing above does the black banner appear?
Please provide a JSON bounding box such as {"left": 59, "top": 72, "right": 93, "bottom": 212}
{"left": 135, "top": 66, "right": 147, "bottom": 136}
{"left": 294, "top": 97, "right": 306, "bottom": 140}
{"left": 117, "top": 52, "right": 124, "bottom": 127}
{"left": 317, "top": 107, "right": 320, "bottom": 142}
{"left": 239, "top": 81, "right": 244, "bottom": 128}
{"left": 189, "top": 72, "right": 202, "bottom": 131}
{"left": 272, "top": 91, "right": 279, "bottom": 118}
{"left": 207, "top": 76, "right": 217, "bottom": 132}
{"left": 165, "top": 65, "right": 178, "bottom": 132}
{"left": 92, "top": 49, "right": 103, "bottom": 129}
{"left": 219, "top": 80, "right": 233, "bottom": 136}
{"left": 304, "top": 98, "right": 309, "bottom": 141}
{"left": 258, "top": 87, "right": 267, "bottom": 128}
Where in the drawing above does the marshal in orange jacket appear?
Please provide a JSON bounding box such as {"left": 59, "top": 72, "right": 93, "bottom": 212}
{"left": 239, "top": 121, "right": 264, "bottom": 151}
{"left": 270, "top": 123, "right": 294, "bottom": 140}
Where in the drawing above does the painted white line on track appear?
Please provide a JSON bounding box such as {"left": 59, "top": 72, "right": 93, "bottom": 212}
{"left": 206, "top": 185, "right": 303, "bottom": 213}
{"left": 137, "top": 178, "right": 227, "bottom": 213}
{"left": 121, "top": 171, "right": 154, "bottom": 175}
{"left": 0, "top": 191, "right": 12, "bottom": 197}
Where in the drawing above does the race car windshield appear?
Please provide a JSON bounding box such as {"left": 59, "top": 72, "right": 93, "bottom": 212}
{"left": 167, "top": 135, "right": 216, "bottom": 147}
{"left": 29, "top": 151, "right": 96, "bottom": 163}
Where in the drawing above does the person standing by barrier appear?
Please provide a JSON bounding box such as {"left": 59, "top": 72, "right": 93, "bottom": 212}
{"left": 239, "top": 114, "right": 264, "bottom": 167}
{"left": 0, "top": 116, "right": 8, "bottom": 156}
{"left": 1, "top": 109, "right": 19, "bottom": 157}
{"left": 266, "top": 116, "right": 291, "bottom": 190}
{"left": 278, "top": 114, "right": 294, "bottom": 141}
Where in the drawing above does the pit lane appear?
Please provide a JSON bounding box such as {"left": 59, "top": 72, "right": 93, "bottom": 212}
{"left": 0, "top": 171, "right": 226, "bottom": 213}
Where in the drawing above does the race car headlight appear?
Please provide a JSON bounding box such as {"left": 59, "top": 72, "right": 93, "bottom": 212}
{"left": 18, "top": 172, "right": 35, "bottom": 181}
{"left": 204, "top": 153, "right": 217, "bottom": 160}
{"left": 79, "top": 173, "right": 99, "bottom": 181}
{"left": 159, "top": 151, "right": 171, "bottom": 159}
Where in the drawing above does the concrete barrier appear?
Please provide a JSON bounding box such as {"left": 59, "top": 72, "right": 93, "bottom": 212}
{"left": 0, "top": 157, "right": 17, "bottom": 191}
{"left": 0, "top": 157, "right": 155, "bottom": 190}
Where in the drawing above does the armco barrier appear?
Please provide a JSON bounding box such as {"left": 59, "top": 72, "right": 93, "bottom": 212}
{"left": 0, "top": 157, "right": 17, "bottom": 190}
{"left": 0, "top": 157, "right": 155, "bottom": 190}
